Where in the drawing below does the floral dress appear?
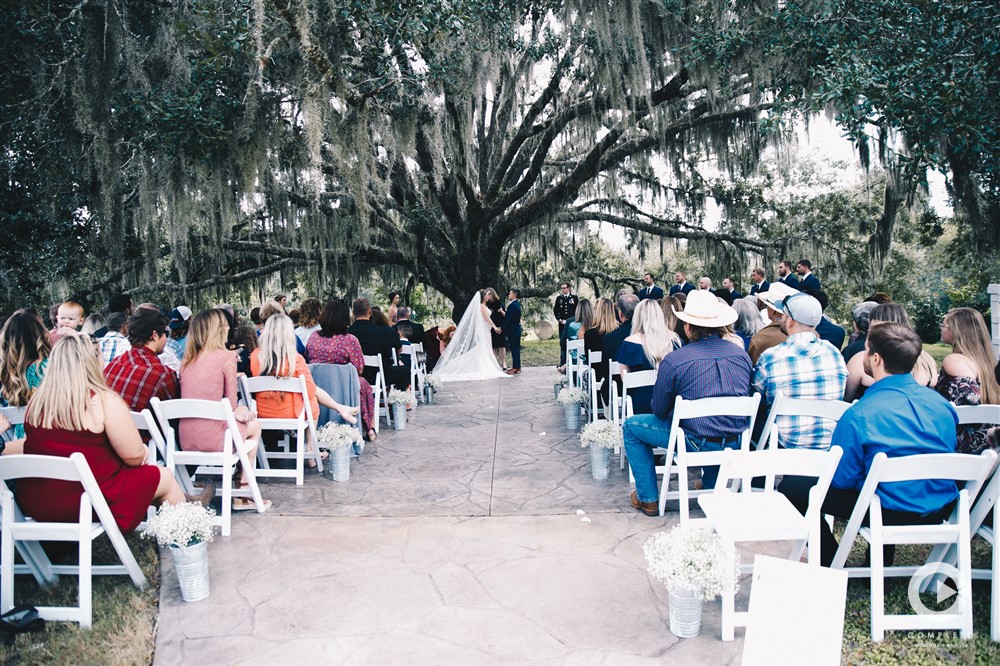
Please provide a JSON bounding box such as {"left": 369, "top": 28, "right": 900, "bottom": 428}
{"left": 935, "top": 371, "right": 994, "bottom": 454}
{"left": 307, "top": 332, "right": 375, "bottom": 433}
{"left": 1, "top": 359, "right": 47, "bottom": 438}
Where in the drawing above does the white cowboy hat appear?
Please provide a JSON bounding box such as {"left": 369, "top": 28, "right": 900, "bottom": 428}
{"left": 756, "top": 282, "right": 800, "bottom": 314}
{"left": 673, "top": 290, "right": 738, "bottom": 328}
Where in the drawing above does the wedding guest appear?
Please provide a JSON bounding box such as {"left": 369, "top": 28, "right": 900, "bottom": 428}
{"left": 308, "top": 299, "right": 377, "bottom": 442}
{"left": 19, "top": 335, "right": 209, "bottom": 534}
{"left": 98, "top": 312, "right": 132, "bottom": 364}
{"left": 180, "top": 309, "right": 270, "bottom": 511}
{"left": 616, "top": 299, "right": 681, "bottom": 414}
{"left": 51, "top": 301, "right": 86, "bottom": 343}
{"left": 82, "top": 313, "right": 106, "bottom": 339}
{"left": 844, "top": 303, "right": 936, "bottom": 402}
{"left": 371, "top": 306, "right": 392, "bottom": 328}
{"left": 295, "top": 297, "right": 322, "bottom": 349}
{"left": 104, "top": 308, "right": 179, "bottom": 413}
{"left": 732, "top": 297, "right": 764, "bottom": 350}
{"left": 0, "top": 309, "right": 51, "bottom": 438}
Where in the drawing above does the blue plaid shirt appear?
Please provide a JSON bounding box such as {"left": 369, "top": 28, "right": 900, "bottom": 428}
{"left": 99, "top": 331, "right": 132, "bottom": 364}
{"left": 753, "top": 332, "right": 847, "bottom": 449}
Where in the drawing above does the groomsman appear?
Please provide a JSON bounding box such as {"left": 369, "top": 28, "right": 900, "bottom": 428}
{"left": 503, "top": 289, "right": 523, "bottom": 375}
{"left": 749, "top": 267, "right": 770, "bottom": 296}
{"left": 639, "top": 273, "right": 664, "bottom": 301}
{"left": 669, "top": 271, "right": 696, "bottom": 296}
{"left": 795, "top": 259, "right": 822, "bottom": 291}
{"left": 776, "top": 260, "right": 800, "bottom": 290}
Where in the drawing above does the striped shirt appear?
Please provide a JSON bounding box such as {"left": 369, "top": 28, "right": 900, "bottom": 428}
{"left": 98, "top": 331, "right": 132, "bottom": 364}
{"left": 753, "top": 332, "right": 848, "bottom": 449}
{"left": 104, "top": 346, "right": 180, "bottom": 412}
{"left": 650, "top": 335, "right": 753, "bottom": 438}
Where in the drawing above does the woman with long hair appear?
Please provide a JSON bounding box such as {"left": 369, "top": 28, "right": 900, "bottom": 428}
{"left": 0, "top": 309, "right": 52, "bottom": 439}
{"left": 180, "top": 309, "right": 269, "bottom": 510}
{"left": 615, "top": 299, "right": 681, "bottom": 414}
{"left": 250, "top": 314, "right": 358, "bottom": 465}
{"left": 484, "top": 288, "right": 507, "bottom": 369}
{"left": 295, "top": 297, "right": 322, "bottom": 349}
{"left": 18, "top": 336, "right": 205, "bottom": 533}
{"left": 936, "top": 307, "right": 1000, "bottom": 454}
{"left": 307, "top": 299, "right": 377, "bottom": 441}
{"left": 584, "top": 298, "right": 619, "bottom": 359}
{"left": 844, "top": 303, "right": 938, "bottom": 402}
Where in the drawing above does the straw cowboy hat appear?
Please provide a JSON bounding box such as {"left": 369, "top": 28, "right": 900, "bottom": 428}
{"left": 755, "top": 282, "right": 800, "bottom": 314}
{"left": 673, "top": 290, "right": 738, "bottom": 328}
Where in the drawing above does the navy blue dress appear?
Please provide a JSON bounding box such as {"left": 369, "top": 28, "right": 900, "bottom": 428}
{"left": 616, "top": 340, "right": 655, "bottom": 415}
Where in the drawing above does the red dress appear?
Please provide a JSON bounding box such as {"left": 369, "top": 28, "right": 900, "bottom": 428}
{"left": 19, "top": 424, "right": 160, "bottom": 533}
{"left": 306, "top": 332, "right": 375, "bottom": 432}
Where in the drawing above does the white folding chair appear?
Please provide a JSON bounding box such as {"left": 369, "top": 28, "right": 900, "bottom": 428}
{"left": 586, "top": 351, "right": 604, "bottom": 423}
{"left": 699, "top": 446, "right": 843, "bottom": 640}
{"left": 566, "top": 339, "right": 586, "bottom": 388}
{"left": 830, "top": 450, "right": 996, "bottom": 641}
{"left": 656, "top": 394, "right": 762, "bottom": 522}
{"left": 150, "top": 397, "right": 268, "bottom": 537}
{"left": 363, "top": 354, "right": 391, "bottom": 430}
{"left": 239, "top": 375, "right": 323, "bottom": 485}
{"left": 130, "top": 409, "right": 168, "bottom": 467}
{"left": 1, "top": 453, "right": 147, "bottom": 627}
{"left": 620, "top": 370, "right": 658, "bottom": 483}
{"left": 757, "top": 392, "right": 853, "bottom": 450}
{"left": 399, "top": 345, "right": 424, "bottom": 403}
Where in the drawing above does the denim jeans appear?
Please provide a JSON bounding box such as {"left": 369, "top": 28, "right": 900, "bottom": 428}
{"left": 623, "top": 413, "right": 741, "bottom": 502}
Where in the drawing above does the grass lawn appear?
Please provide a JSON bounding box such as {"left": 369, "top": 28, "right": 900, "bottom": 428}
{"left": 521, "top": 338, "right": 560, "bottom": 368}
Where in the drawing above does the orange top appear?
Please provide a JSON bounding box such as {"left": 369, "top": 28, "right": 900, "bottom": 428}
{"left": 248, "top": 351, "right": 320, "bottom": 420}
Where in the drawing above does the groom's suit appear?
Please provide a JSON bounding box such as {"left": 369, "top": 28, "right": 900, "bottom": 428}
{"left": 501, "top": 299, "right": 523, "bottom": 370}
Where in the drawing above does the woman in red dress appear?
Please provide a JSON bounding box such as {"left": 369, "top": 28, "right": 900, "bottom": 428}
{"left": 18, "top": 335, "right": 199, "bottom": 533}
{"left": 306, "top": 299, "right": 377, "bottom": 442}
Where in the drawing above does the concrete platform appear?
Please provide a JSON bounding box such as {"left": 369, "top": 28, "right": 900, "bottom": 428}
{"left": 154, "top": 368, "right": 747, "bottom": 664}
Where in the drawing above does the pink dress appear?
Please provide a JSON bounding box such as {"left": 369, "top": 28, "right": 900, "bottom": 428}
{"left": 179, "top": 349, "right": 249, "bottom": 451}
{"left": 306, "top": 332, "right": 375, "bottom": 432}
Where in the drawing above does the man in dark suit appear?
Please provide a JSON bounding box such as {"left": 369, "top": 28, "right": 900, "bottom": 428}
{"left": 668, "top": 271, "right": 696, "bottom": 296}
{"left": 777, "top": 260, "right": 800, "bottom": 290}
{"left": 795, "top": 259, "right": 821, "bottom": 291}
{"left": 721, "top": 277, "right": 743, "bottom": 301}
{"left": 639, "top": 273, "right": 664, "bottom": 301}
{"left": 348, "top": 298, "right": 409, "bottom": 390}
{"left": 503, "top": 289, "right": 523, "bottom": 375}
{"left": 598, "top": 293, "right": 639, "bottom": 405}
{"left": 393, "top": 306, "right": 425, "bottom": 344}
{"left": 748, "top": 267, "right": 770, "bottom": 296}
{"left": 806, "top": 289, "right": 846, "bottom": 350}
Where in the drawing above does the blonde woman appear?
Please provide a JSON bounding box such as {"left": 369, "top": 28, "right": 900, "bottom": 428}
{"left": 844, "top": 303, "right": 937, "bottom": 402}
{"left": 936, "top": 307, "right": 1000, "bottom": 454}
{"left": 0, "top": 309, "right": 51, "bottom": 439}
{"left": 18, "top": 335, "right": 201, "bottom": 533}
{"left": 180, "top": 309, "right": 268, "bottom": 511}
{"left": 584, "top": 298, "right": 619, "bottom": 358}
{"left": 616, "top": 299, "right": 681, "bottom": 414}
{"left": 250, "top": 314, "right": 358, "bottom": 466}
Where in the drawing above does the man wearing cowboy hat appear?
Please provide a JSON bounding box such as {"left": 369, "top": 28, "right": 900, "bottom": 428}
{"left": 747, "top": 282, "right": 798, "bottom": 365}
{"left": 622, "top": 290, "right": 753, "bottom": 516}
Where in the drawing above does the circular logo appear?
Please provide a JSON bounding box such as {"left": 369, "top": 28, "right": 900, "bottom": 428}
{"left": 907, "top": 562, "right": 964, "bottom": 615}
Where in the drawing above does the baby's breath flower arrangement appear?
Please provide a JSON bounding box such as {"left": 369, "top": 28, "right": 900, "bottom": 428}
{"left": 143, "top": 502, "right": 216, "bottom": 549}
{"left": 387, "top": 387, "right": 417, "bottom": 408}
{"left": 556, "top": 386, "right": 588, "bottom": 406}
{"left": 316, "top": 422, "right": 363, "bottom": 450}
{"left": 424, "top": 374, "right": 443, "bottom": 391}
{"left": 552, "top": 372, "right": 569, "bottom": 386}
{"left": 643, "top": 526, "right": 741, "bottom": 601}
{"left": 579, "top": 420, "right": 623, "bottom": 450}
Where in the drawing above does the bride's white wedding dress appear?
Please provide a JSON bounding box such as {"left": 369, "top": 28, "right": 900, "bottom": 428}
{"left": 433, "top": 293, "right": 510, "bottom": 382}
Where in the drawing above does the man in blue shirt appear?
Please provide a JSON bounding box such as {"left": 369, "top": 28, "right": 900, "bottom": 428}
{"left": 622, "top": 291, "right": 752, "bottom": 516}
{"left": 780, "top": 322, "right": 959, "bottom": 566}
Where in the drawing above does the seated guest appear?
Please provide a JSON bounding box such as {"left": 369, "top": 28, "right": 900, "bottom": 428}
{"left": 98, "top": 312, "right": 131, "bottom": 364}
{"left": 936, "top": 307, "right": 1000, "bottom": 454}
{"left": 307, "top": 299, "right": 377, "bottom": 442}
{"left": 780, "top": 323, "right": 959, "bottom": 566}
{"left": 393, "top": 307, "right": 425, "bottom": 344}
{"left": 105, "top": 308, "right": 180, "bottom": 412}
{"left": 167, "top": 305, "right": 192, "bottom": 360}
{"left": 51, "top": 300, "right": 85, "bottom": 344}
{"left": 732, "top": 297, "right": 764, "bottom": 351}
{"left": 349, "top": 298, "right": 408, "bottom": 391}
{"left": 250, "top": 314, "right": 358, "bottom": 464}
{"left": 844, "top": 303, "right": 936, "bottom": 402}
{"left": 294, "top": 298, "right": 322, "bottom": 349}
{"left": 371, "top": 307, "right": 392, "bottom": 328}
{"left": 82, "top": 313, "right": 106, "bottom": 339}
{"left": 752, "top": 293, "right": 847, "bottom": 449}
{"left": 0, "top": 309, "right": 51, "bottom": 438}
{"left": 616, "top": 299, "right": 681, "bottom": 415}
{"left": 134, "top": 302, "right": 181, "bottom": 371}
{"left": 842, "top": 301, "right": 878, "bottom": 362}
{"left": 599, "top": 293, "right": 639, "bottom": 406}
{"left": 19, "top": 335, "right": 210, "bottom": 534}
{"left": 180, "top": 309, "right": 270, "bottom": 511}
{"left": 805, "top": 289, "right": 846, "bottom": 350}
{"left": 584, "top": 298, "right": 619, "bottom": 363}
{"left": 623, "top": 292, "right": 752, "bottom": 515}
{"left": 747, "top": 282, "right": 796, "bottom": 364}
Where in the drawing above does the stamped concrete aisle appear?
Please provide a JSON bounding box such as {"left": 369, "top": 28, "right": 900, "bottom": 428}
{"left": 154, "top": 368, "right": 745, "bottom": 665}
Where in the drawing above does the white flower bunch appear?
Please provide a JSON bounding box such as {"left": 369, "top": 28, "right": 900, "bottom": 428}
{"left": 643, "top": 526, "right": 741, "bottom": 601}
{"left": 143, "top": 501, "right": 216, "bottom": 548}
{"left": 552, "top": 372, "right": 569, "bottom": 386}
{"left": 316, "top": 422, "right": 363, "bottom": 450}
{"left": 387, "top": 387, "right": 417, "bottom": 407}
{"left": 556, "top": 386, "right": 588, "bottom": 406}
{"left": 424, "top": 374, "right": 444, "bottom": 391}
{"left": 579, "top": 420, "right": 623, "bottom": 450}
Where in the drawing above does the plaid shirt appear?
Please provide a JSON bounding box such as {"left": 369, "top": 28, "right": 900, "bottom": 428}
{"left": 104, "top": 346, "right": 180, "bottom": 412}
{"left": 753, "top": 332, "right": 848, "bottom": 449}
{"left": 98, "top": 331, "right": 131, "bottom": 364}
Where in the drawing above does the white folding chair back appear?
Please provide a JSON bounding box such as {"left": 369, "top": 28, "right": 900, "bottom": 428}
{"left": 130, "top": 409, "right": 167, "bottom": 467}
{"left": 566, "top": 339, "right": 586, "bottom": 388}
{"left": 955, "top": 404, "right": 1000, "bottom": 425}
{"left": 620, "top": 369, "right": 658, "bottom": 482}
{"left": 700, "top": 446, "right": 844, "bottom": 640}
{"left": 657, "top": 394, "right": 762, "bottom": 522}
{"left": 399, "top": 345, "right": 425, "bottom": 401}
{"left": 239, "top": 375, "right": 322, "bottom": 485}
{"left": 607, "top": 361, "right": 622, "bottom": 423}
{"left": 586, "top": 351, "right": 604, "bottom": 424}
{"left": 364, "top": 354, "right": 391, "bottom": 429}
{"left": 831, "top": 450, "right": 996, "bottom": 641}
{"left": 758, "top": 393, "right": 852, "bottom": 450}
{"left": 1, "top": 453, "right": 147, "bottom": 627}
{"left": 150, "top": 397, "right": 267, "bottom": 537}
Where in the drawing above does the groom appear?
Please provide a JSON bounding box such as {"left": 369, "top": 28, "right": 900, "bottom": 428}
{"left": 502, "top": 289, "right": 523, "bottom": 375}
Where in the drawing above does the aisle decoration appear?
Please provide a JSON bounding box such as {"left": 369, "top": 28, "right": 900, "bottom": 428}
{"left": 143, "top": 502, "right": 216, "bottom": 602}
{"left": 579, "top": 420, "right": 622, "bottom": 479}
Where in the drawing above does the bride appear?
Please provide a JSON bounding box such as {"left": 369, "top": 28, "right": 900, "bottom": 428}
{"left": 433, "top": 289, "right": 510, "bottom": 382}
